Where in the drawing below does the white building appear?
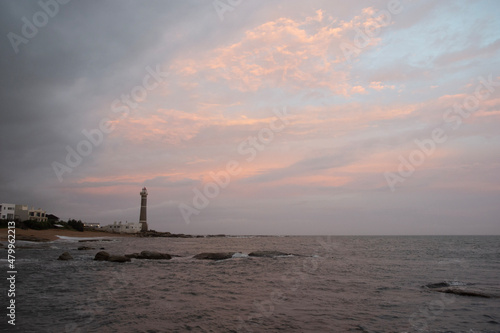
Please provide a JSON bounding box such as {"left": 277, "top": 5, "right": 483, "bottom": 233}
{"left": 0, "top": 203, "right": 15, "bottom": 220}
{"left": 102, "top": 221, "right": 142, "bottom": 234}
{"left": 28, "top": 207, "right": 47, "bottom": 222}
{"left": 15, "top": 205, "right": 29, "bottom": 221}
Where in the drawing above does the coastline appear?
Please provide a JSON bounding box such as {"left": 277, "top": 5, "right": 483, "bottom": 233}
{"left": 0, "top": 228, "right": 135, "bottom": 242}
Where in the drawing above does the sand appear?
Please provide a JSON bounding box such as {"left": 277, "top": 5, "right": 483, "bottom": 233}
{"left": 0, "top": 228, "right": 134, "bottom": 242}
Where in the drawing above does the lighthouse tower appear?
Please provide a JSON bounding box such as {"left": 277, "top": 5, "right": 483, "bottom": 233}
{"left": 139, "top": 187, "right": 148, "bottom": 232}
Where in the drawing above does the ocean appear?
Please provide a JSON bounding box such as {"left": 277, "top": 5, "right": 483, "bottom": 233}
{"left": 4, "top": 235, "right": 500, "bottom": 332}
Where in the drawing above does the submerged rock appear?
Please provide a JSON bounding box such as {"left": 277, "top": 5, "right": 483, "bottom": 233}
{"left": 248, "top": 251, "right": 292, "bottom": 258}
{"left": 107, "top": 255, "right": 131, "bottom": 263}
{"left": 136, "top": 251, "right": 172, "bottom": 260}
{"left": 94, "top": 251, "right": 131, "bottom": 263}
{"left": 193, "top": 252, "right": 235, "bottom": 260}
{"left": 94, "top": 251, "right": 110, "bottom": 261}
{"left": 78, "top": 246, "right": 94, "bottom": 250}
{"left": 424, "top": 281, "right": 467, "bottom": 289}
{"left": 425, "top": 281, "right": 495, "bottom": 298}
{"left": 437, "top": 288, "right": 492, "bottom": 298}
{"left": 124, "top": 251, "right": 172, "bottom": 259}
{"left": 57, "top": 252, "right": 73, "bottom": 260}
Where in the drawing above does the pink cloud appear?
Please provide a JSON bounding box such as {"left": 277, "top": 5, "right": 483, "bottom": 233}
{"left": 369, "top": 81, "right": 395, "bottom": 91}
{"left": 168, "top": 8, "right": 386, "bottom": 96}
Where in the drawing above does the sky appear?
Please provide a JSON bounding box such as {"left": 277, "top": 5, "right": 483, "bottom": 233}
{"left": 1, "top": 0, "right": 499, "bottom": 235}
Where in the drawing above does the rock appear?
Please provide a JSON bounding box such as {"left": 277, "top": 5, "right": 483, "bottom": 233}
{"left": 193, "top": 252, "right": 235, "bottom": 260}
{"left": 107, "top": 255, "right": 131, "bottom": 263}
{"left": 78, "top": 246, "right": 94, "bottom": 250}
{"left": 248, "top": 251, "right": 292, "bottom": 258}
{"left": 94, "top": 251, "right": 110, "bottom": 261}
{"left": 136, "top": 251, "right": 172, "bottom": 260}
{"left": 436, "top": 288, "right": 493, "bottom": 298}
{"left": 425, "top": 282, "right": 453, "bottom": 289}
{"left": 125, "top": 253, "right": 140, "bottom": 259}
{"left": 94, "top": 251, "right": 131, "bottom": 263}
{"left": 424, "top": 282, "right": 495, "bottom": 298}
{"left": 58, "top": 252, "right": 73, "bottom": 260}
{"left": 138, "top": 231, "right": 193, "bottom": 238}
{"left": 100, "top": 247, "right": 105, "bottom": 250}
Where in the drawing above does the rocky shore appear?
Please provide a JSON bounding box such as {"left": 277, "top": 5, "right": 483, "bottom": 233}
{"left": 137, "top": 231, "right": 226, "bottom": 238}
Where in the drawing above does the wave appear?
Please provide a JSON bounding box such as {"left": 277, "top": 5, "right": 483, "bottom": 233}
{"left": 231, "top": 252, "right": 249, "bottom": 258}
{"left": 424, "top": 281, "right": 469, "bottom": 289}
{"left": 55, "top": 236, "right": 116, "bottom": 243}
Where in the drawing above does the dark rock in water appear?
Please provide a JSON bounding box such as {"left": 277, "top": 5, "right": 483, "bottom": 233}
{"left": 107, "top": 255, "right": 131, "bottom": 263}
{"left": 94, "top": 251, "right": 110, "bottom": 261}
{"left": 438, "top": 288, "right": 492, "bottom": 298}
{"left": 425, "top": 282, "right": 494, "bottom": 298}
{"left": 248, "top": 250, "right": 292, "bottom": 258}
{"left": 94, "top": 251, "right": 131, "bottom": 263}
{"left": 78, "top": 246, "right": 94, "bottom": 250}
{"left": 125, "top": 253, "right": 140, "bottom": 259}
{"left": 58, "top": 252, "right": 73, "bottom": 260}
{"left": 193, "top": 252, "right": 235, "bottom": 260}
{"left": 100, "top": 247, "right": 105, "bottom": 250}
{"left": 425, "top": 282, "right": 452, "bottom": 289}
{"left": 138, "top": 231, "right": 193, "bottom": 238}
{"left": 136, "top": 251, "right": 172, "bottom": 260}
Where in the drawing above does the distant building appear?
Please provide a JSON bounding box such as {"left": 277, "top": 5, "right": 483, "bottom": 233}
{"left": 28, "top": 207, "right": 47, "bottom": 222}
{"left": 46, "top": 214, "right": 60, "bottom": 221}
{"left": 84, "top": 222, "right": 100, "bottom": 229}
{"left": 0, "top": 203, "right": 15, "bottom": 220}
{"left": 1, "top": 203, "right": 50, "bottom": 222}
{"left": 102, "top": 221, "right": 141, "bottom": 234}
{"left": 15, "top": 205, "right": 29, "bottom": 221}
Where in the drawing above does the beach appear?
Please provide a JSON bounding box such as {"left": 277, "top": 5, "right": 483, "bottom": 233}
{"left": 0, "top": 228, "right": 134, "bottom": 242}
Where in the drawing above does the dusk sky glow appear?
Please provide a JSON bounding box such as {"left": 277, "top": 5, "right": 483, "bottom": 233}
{"left": 1, "top": 0, "right": 499, "bottom": 235}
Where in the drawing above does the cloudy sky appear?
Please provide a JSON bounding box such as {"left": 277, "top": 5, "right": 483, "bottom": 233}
{"left": 1, "top": 0, "right": 499, "bottom": 235}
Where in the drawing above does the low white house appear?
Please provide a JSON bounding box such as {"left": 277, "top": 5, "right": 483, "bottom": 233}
{"left": 0, "top": 203, "right": 15, "bottom": 220}
{"left": 102, "top": 221, "right": 142, "bottom": 234}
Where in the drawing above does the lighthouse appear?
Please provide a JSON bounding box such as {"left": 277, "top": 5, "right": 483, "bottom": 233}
{"left": 139, "top": 187, "right": 148, "bottom": 232}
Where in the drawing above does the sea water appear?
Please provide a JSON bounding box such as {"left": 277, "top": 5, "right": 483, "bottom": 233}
{"left": 3, "top": 236, "right": 500, "bottom": 332}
